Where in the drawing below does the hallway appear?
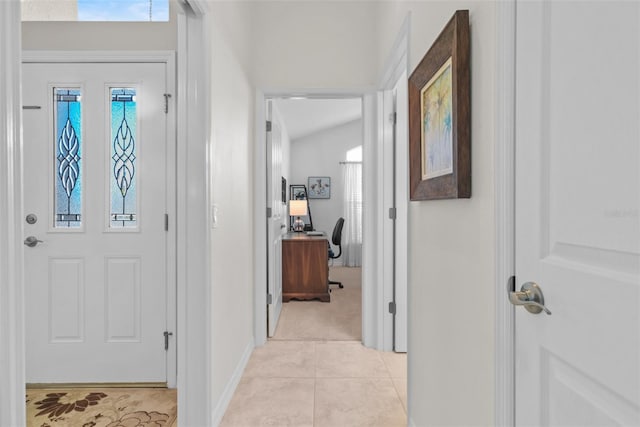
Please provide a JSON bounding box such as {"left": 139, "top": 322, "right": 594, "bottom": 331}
{"left": 220, "top": 340, "right": 407, "bottom": 426}
{"left": 221, "top": 267, "right": 406, "bottom": 426}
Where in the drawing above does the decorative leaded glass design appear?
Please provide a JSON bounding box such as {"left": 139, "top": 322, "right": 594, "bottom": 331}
{"left": 55, "top": 88, "right": 82, "bottom": 228}
{"left": 110, "top": 88, "right": 138, "bottom": 228}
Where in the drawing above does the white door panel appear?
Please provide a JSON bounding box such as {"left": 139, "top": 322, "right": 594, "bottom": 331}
{"left": 515, "top": 1, "right": 640, "bottom": 425}
{"left": 23, "top": 62, "right": 169, "bottom": 383}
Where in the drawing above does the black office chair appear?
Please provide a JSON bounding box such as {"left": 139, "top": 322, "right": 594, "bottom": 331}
{"left": 328, "top": 217, "right": 345, "bottom": 289}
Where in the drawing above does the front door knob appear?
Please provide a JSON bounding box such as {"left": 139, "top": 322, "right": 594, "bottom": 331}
{"left": 24, "top": 236, "right": 43, "bottom": 247}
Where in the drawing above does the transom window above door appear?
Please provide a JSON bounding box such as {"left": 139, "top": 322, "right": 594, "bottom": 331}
{"left": 21, "top": 0, "right": 169, "bottom": 22}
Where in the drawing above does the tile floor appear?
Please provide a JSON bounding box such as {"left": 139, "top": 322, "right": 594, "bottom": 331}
{"left": 220, "top": 340, "right": 407, "bottom": 427}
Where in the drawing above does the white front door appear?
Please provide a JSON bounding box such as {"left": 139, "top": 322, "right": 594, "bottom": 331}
{"left": 23, "top": 62, "right": 170, "bottom": 383}
{"left": 266, "top": 100, "right": 285, "bottom": 337}
{"left": 515, "top": 1, "right": 640, "bottom": 424}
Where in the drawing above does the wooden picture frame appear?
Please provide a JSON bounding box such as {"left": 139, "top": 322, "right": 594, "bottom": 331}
{"left": 281, "top": 177, "right": 287, "bottom": 203}
{"left": 408, "top": 10, "right": 470, "bottom": 200}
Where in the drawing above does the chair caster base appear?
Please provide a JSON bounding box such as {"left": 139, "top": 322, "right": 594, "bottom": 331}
{"left": 329, "top": 280, "right": 343, "bottom": 289}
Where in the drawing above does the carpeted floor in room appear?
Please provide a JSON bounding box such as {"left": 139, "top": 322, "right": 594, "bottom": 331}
{"left": 273, "top": 266, "right": 362, "bottom": 341}
{"left": 25, "top": 387, "right": 177, "bottom": 427}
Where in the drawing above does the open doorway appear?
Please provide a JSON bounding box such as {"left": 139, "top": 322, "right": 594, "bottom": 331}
{"left": 265, "top": 96, "right": 364, "bottom": 341}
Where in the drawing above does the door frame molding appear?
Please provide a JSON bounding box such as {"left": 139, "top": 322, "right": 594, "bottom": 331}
{"left": 254, "top": 89, "right": 376, "bottom": 348}
{"left": 175, "top": 1, "right": 213, "bottom": 425}
{"left": 21, "top": 50, "right": 178, "bottom": 387}
{"left": 0, "top": 2, "right": 25, "bottom": 425}
{"left": 494, "top": 0, "right": 517, "bottom": 425}
{"left": 378, "top": 13, "right": 410, "bottom": 352}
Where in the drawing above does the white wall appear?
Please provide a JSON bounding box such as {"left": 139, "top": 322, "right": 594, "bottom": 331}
{"left": 21, "top": 0, "right": 178, "bottom": 50}
{"left": 290, "top": 119, "right": 362, "bottom": 242}
{"left": 251, "top": 1, "right": 378, "bottom": 89}
{"left": 22, "top": 0, "right": 77, "bottom": 21}
{"left": 377, "top": 2, "right": 497, "bottom": 426}
{"left": 208, "top": 1, "right": 256, "bottom": 423}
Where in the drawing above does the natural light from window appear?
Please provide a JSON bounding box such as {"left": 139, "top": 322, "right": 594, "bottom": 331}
{"left": 22, "top": 0, "right": 169, "bottom": 22}
{"left": 346, "top": 146, "right": 363, "bottom": 162}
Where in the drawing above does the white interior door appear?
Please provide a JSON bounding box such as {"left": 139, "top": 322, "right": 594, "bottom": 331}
{"left": 381, "top": 79, "right": 408, "bottom": 353}
{"left": 23, "top": 62, "right": 170, "bottom": 383}
{"left": 515, "top": 1, "right": 640, "bottom": 424}
{"left": 266, "top": 100, "right": 285, "bottom": 337}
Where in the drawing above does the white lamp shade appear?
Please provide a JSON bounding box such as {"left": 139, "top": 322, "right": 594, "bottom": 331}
{"left": 289, "top": 200, "right": 308, "bottom": 216}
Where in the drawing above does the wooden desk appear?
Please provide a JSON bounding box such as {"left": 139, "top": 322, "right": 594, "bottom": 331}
{"left": 282, "top": 233, "right": 330, "bottom": 302}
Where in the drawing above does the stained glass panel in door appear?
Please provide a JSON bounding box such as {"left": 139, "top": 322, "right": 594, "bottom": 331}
{"left": 54, "top": 88, "right": 82, "bottom": 228}
{"left": 110, "top": 88, "right": 138, "bottom": 228}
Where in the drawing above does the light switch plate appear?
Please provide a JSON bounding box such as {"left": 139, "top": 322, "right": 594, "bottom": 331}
{"left": 211, "top": 204, "right": 219, "bottom": 228}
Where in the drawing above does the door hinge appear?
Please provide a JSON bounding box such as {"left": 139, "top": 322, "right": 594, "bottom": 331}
{"left": 390, "top": 112, "right": 397, "bottom": 125}
{"left": 164, "top": 213, "right": 169, "bottom": 231}
{"left": 267, "top": 207, "right": 272, "bottom": 218}
{"left": 389, "top": 207, "right": 397, "bottom": 220}
{"left": 164, "top": 93, "right": 171, "bottom": 114}
{"left": 388, "top": 301, "right": 396, "bottom": 315}
{"left": 266, "top": 120, "right": 272, "bottom": 132}
{"left": 267, "top": 294, "right": 273, "bottom": 304}
{"left": 508, "top": 275, "right": 516, "bottom": 293}
{"left": 163, "top": 331, "right": 173, "bottom": 350}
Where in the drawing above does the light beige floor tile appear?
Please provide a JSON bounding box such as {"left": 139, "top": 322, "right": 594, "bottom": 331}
{"left": 391, "top": 377, "right": 407, "bottom": 413}
{"left": 314, "top": 378, "right": 407, "bottom": 427}
{"left": 243, "top": 341, "right": 316, "bottom": 378}
{"left": 315, "top": 342, "right": 389, "bottom": 378}
{"left": 381, "top": 351, "right": 407, "bottom": 378}
{"left": 220, "top": 377, "right": 314, "bottom": 427}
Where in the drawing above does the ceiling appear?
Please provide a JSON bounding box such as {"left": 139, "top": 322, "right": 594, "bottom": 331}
{"left": 273, "top": 98, "right": 362, "bottom": 141}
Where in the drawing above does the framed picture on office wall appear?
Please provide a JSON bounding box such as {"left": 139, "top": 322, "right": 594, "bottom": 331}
{"left": 281, "top": 177, "right": 287, "bottom": 203}
{"left": 308, "top": 176, "right": 331, "bottom": 199}
{"left": 408, "top": 9, "right": 471, "bottom": 201}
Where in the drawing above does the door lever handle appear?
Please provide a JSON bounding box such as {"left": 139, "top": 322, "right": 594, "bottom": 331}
{"left": 24, "top": 236, "right": 44, "bottom": 247}
{"left": 509, "top": 282, "right": 551, "bottom": 315}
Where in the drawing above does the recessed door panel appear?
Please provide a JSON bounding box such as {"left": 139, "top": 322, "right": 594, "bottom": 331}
{"left": 105, "top": 257, "right": 141, "bottom": 342}
{"left": 49, "top": 258, "right": 85, "bottom": 342}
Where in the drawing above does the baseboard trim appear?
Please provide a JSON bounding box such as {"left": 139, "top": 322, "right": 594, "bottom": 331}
{"left": 211, "top": 339, "right": 254, "bottom": 426}
{"left": 27, "top": 382, "right": 166, "bottom": 389}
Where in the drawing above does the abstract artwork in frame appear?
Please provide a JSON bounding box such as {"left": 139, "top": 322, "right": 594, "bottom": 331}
{"left": 409, "top": 10, "right": 471, "bottom": 200}
{"left": 308, "top": 176, "right": 331, "bottom": 199}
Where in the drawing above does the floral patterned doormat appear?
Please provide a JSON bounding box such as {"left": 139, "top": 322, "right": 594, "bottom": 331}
{"left": 26, "top": 388, "right": 177, "bottom": 427}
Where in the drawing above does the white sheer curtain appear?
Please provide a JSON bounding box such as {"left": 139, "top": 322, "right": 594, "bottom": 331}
{"left": 341, "top": 162, "right": 362, "bottom": 266}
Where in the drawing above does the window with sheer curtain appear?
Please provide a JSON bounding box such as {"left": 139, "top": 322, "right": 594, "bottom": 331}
{"left": 341, "top": 148, "right": 362, "bottom": 267}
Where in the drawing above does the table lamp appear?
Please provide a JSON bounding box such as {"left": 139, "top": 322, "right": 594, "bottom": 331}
{"left": 289, "top": 200, "right": 307, "bottom": 232}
